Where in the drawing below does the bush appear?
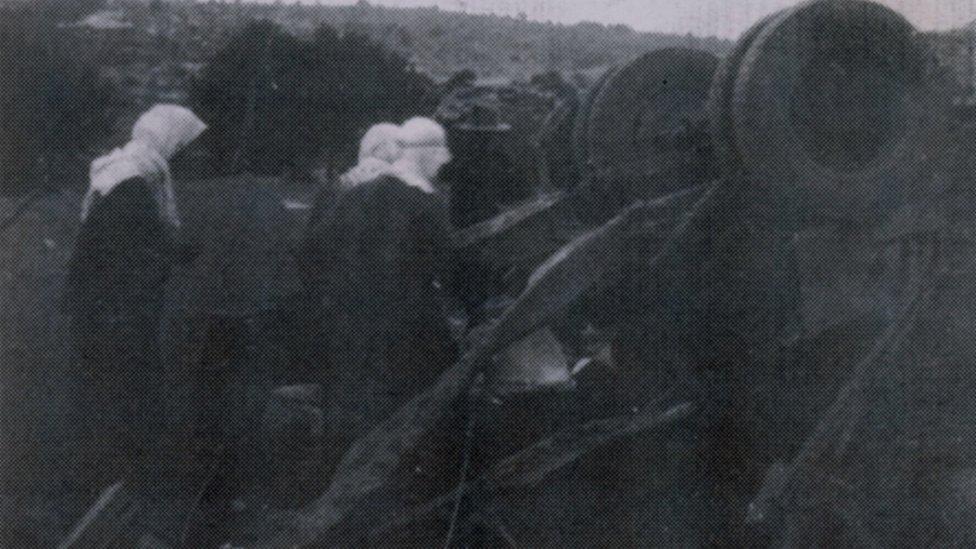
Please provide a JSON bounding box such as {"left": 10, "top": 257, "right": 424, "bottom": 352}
{"left": 0, "top": 9, "right": 117, "bottom": 195}
{"left": 190, "top": 21, "right": 436, "bottom": 177}
{"left": 189, "top": 21, "right": 311, "bottom": 176}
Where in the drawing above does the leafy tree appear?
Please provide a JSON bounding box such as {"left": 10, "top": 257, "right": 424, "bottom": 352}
{"left": 191, "top": 21, "right": 435, "bottom": 177}
{"left": 303, "top": 27, "right": 433, "bottom": 171}
{"left": 190, "top": 21, "right": 312, "bottom": 175}
{"left": 0, "top": 9, "right": 117, "bottom": 195}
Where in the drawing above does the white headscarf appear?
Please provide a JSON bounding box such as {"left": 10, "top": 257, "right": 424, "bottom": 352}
{"left": 340, "top": 123, "right": 403, "bottom": 189}
{"left": 339, "top": 157, "right": 396, "bottom": 189}
{"left": 80, "top": 104, "right": 207, "bottom": 227}
{"left": 358, "top": 123, "right": 402, "bottom": 164}
{"left": 389, "top": 117, "right": 451, "bottom": 194}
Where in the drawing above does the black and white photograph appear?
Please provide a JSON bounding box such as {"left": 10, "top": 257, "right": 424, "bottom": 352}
{"left": 1, "top": 0, "right": 975, "bottom": 546}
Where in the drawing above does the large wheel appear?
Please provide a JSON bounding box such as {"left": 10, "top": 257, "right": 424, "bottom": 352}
{"left": 706, "top": 12, "right": 780, "bottom": 174}
{"left": 732, "top": 0, "right": 946, "bottom": 220}
{"left": 587, "top": 48, "right": 719, "bottom": 174}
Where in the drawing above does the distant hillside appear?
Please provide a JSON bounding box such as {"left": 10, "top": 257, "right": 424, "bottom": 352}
{"left": 113, "top": 0, "right": 732, "bottom": 81}
{"left": 0, "top": 0, "right": 735, "bottom": 184}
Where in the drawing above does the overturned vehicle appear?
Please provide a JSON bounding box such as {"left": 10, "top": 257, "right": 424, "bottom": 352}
{"left": 61, "top": 1, "right": 974, "bottom": 547}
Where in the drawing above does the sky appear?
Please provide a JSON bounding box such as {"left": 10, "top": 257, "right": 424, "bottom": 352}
{"left": 242, "top": 0, "right": 975, "bottom": 37}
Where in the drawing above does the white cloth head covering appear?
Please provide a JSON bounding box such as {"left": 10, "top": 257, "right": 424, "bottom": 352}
{"left": 340, "top": 123, "right": 404, "bottom": 189}
{"left": 358, "top": 123, "right": 403, "bottom": 164}
{"left": 400, "top": 117, "right": 448, "bottom": 146}
{"left": 339, "top": 157, "right": 395, "bottom": 189}
{"left": 80, "top": 104, "right": 207, "bottom": 226}
{"left": 392, "top": 117, "right": 451, "bottom": 193}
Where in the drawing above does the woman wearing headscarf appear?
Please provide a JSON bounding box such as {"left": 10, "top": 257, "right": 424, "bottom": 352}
{"left": 304, "top": 122, "right": 404, "bottom": 229}
{"left": 63, "top": 104, "right": 206, "bottom": 489}
{"left": 296, "top": 123, "right": 405, "bottom": 389}
{"left": 299, "top": 122, "right": 404, "bottom": 295}
{"left": 341, "top": 122, "right": 404, "bottom": 188}
{"left": 310, "top": 117, "right": 458, "bottom": 465}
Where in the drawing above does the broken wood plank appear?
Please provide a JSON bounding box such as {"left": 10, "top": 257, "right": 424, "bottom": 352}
{"left": 57, "top": 443, "right": 224, "bottom": 549}
{"left": 490, "top": 182, "right": 716, "bottom": 348}
{"left": 453, "top": 194, "right": 566, "bottom": 251}
{"left": 255, "top": 181, "right": 722, "bottom": 548}
{"left": 359, "top": 402, "right": 695, "bottom": 542}
{"left": 453, "top": 192, "right": 583, "bottom": 299}
{"left": 452, "top": 182, "right": 707, "bottom": 295}
{"left": 58, "top": 481, "right": 140, "bottom": 549}
{"left": 487, "top": 401, "right": 695, "bottom": 488}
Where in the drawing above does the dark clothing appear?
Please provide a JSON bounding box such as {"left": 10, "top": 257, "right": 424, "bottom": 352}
{"left": 63, "top": 177, "right": 183, "bottom": 488}
{"left": 440, "top": 140, "right": 533, "bottom": 320}
{"left": 64, "top": 178, "right": 177, "bottom": 318}
{"left": 297, "top": 173, "right": 342, "bottom": 299}
{"left": 303, "top": 171, "right": 343, "bottom": 236}
{"left": 304, "top": 175, "right": 458, "bottom": 450}
{"left": 441, "top": 145, "right": 526, "bottom": 229}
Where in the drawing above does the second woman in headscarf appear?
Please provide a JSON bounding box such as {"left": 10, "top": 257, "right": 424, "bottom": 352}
{"left": 299, "top": 123, "right": 404, "bottom": 290}
{"left": 306, "top": 118, "right": 458, "bottom": 463}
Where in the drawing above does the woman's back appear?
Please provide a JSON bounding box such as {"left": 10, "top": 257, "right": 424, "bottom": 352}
{"left": 310, "top": 174, "right": 457, "bottom": 443}
{"left": 64, "top": 177, "right": 173, "bottom": 320}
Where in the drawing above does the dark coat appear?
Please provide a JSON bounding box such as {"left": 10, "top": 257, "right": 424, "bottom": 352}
{"left": 304, "top": 175, "right": 458, "bottom": 445}
{"left": 297, "top": 173, "right": 342, "bottom": 298}
{"left": 64, "top": 177, "right": 179, "bottom": 320}
{"left": 304, "top": 173, "right": 343, "bottom": 231}
{"left": 63, "top": 177, "right": 187, "bottom": 486}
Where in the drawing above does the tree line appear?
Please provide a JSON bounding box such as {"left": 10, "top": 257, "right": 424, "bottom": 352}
{"left": 188, "top": 20, "right": 437, "bottom": 177}
{"left": 0, "top": 10, "right": 436, "bottom": 194}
